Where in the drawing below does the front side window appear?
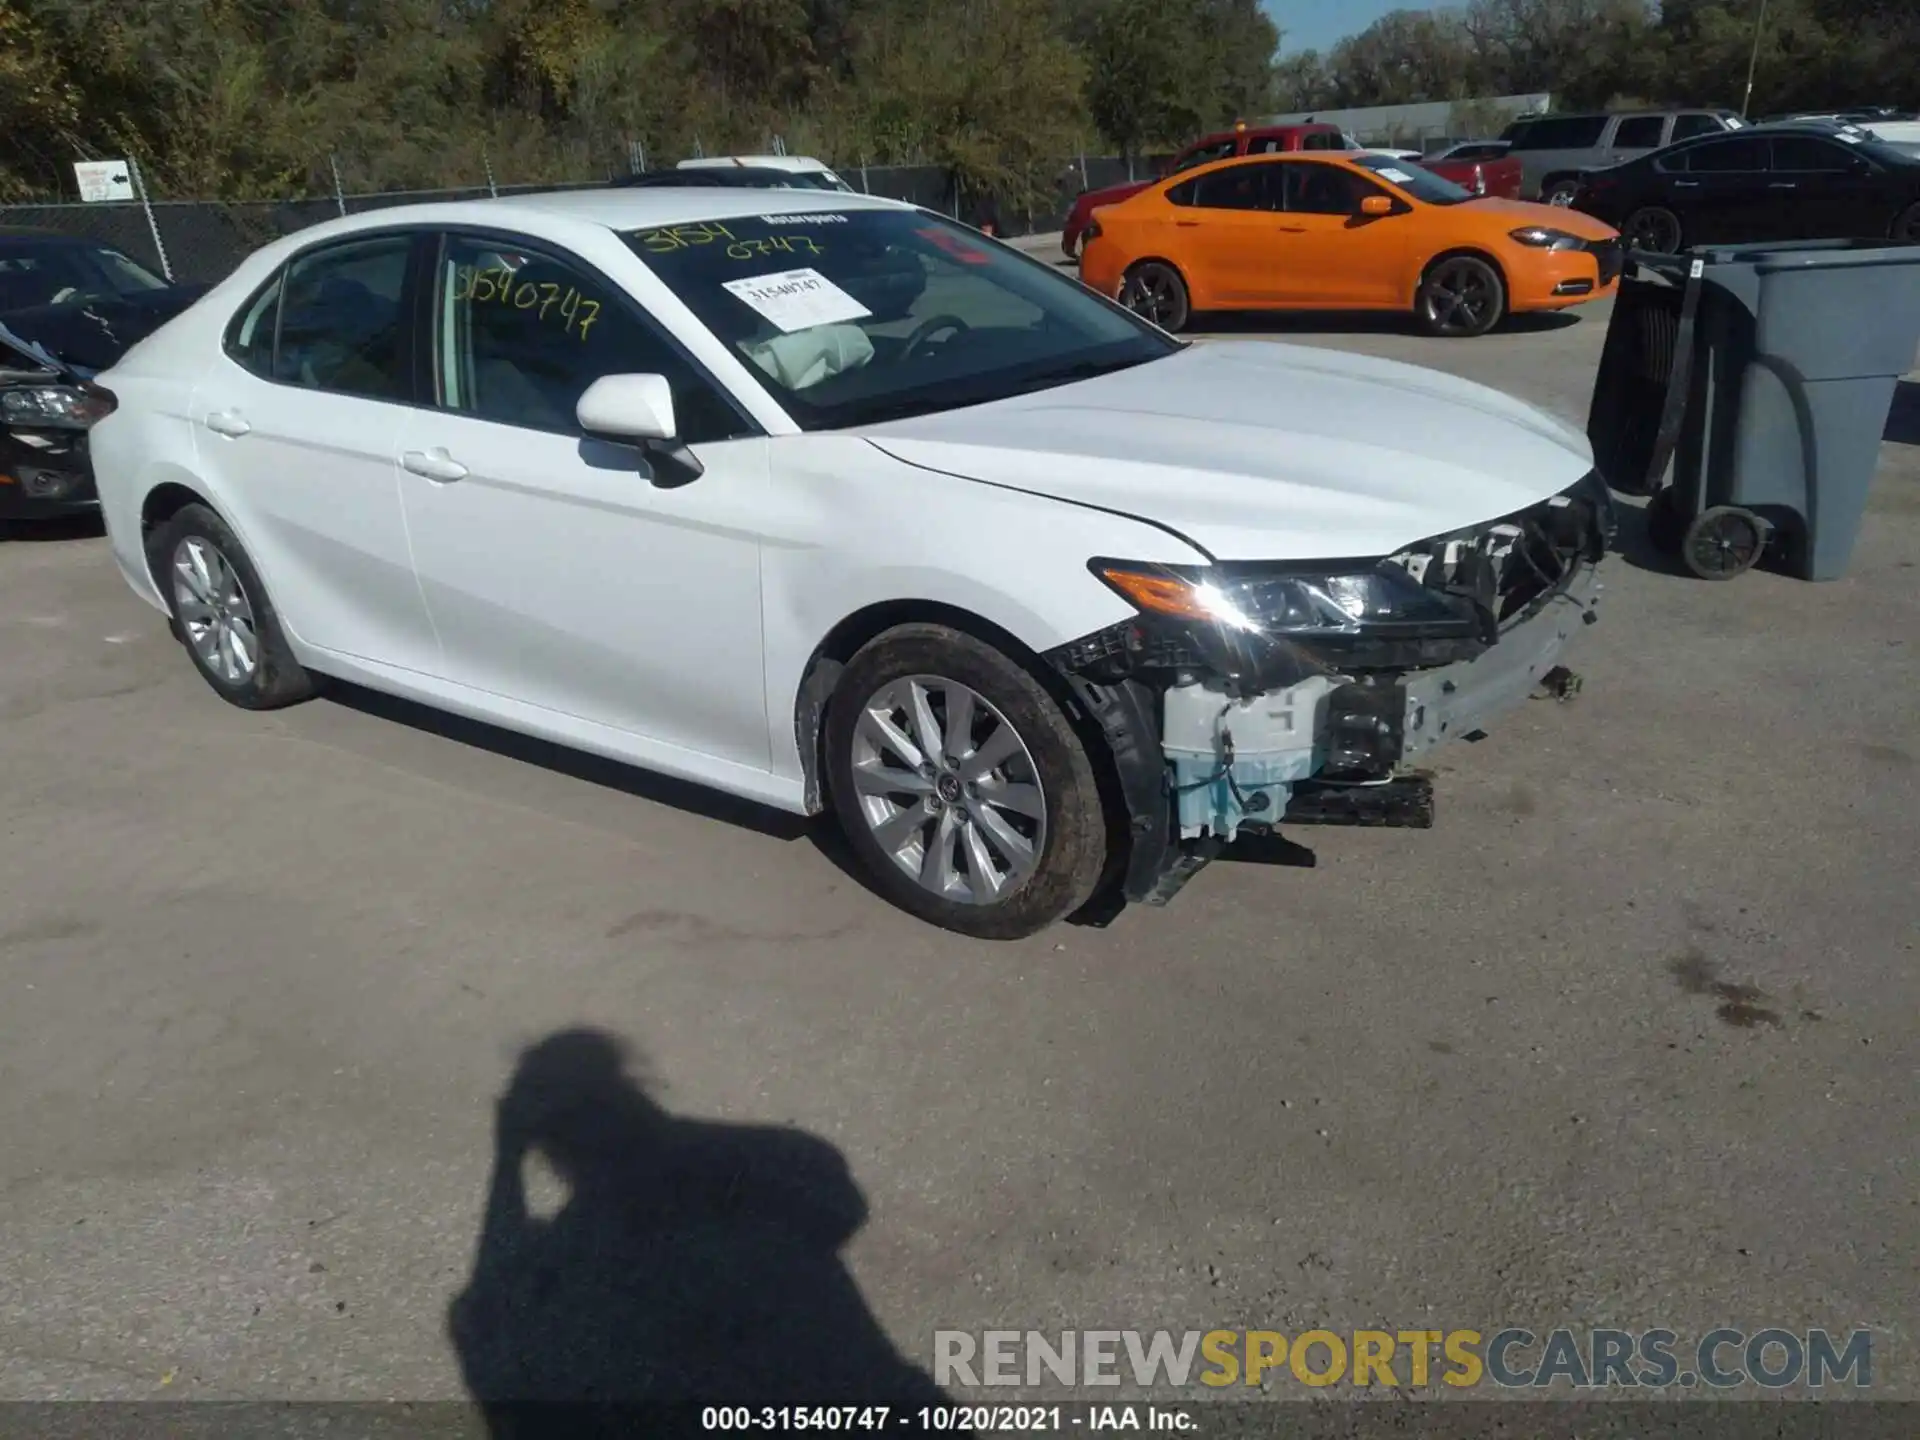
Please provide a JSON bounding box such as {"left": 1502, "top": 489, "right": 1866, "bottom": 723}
{"left": 1350, "top": 153, "right": 1470, "bottom": 205}
{"left": 1169, "top": 140, "right": 1236, "bottom": 176}
{"left": 274, "top": 235, "right": 413, "bottom": 401}
{"left": 626, "top": 208, "right": 1175, "bottom": 431}
{"left": 1301, "top": 131, "right": 1338, "bottom": 151}
{"left": 1285, "top": 162, "right": 1373, "bottom": 215}
{"left": 434, "top": 235, "right": 749, "bottom": 444}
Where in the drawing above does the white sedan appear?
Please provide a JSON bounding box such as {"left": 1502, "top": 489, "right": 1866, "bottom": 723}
{"left": 88, "top": 188, "right": 1611, "bottom": 938}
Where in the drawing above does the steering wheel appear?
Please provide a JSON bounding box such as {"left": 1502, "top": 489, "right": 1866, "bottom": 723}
{"left": 901, "top": 313, "right": 970, "bottom": 363}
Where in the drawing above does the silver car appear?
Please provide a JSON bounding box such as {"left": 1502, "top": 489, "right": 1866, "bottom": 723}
{"left": 1503, "top": 110, "right": 1741, "bottom": 203}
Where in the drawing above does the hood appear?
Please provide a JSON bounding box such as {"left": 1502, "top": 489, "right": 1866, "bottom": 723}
{"left": 861, "top": 341, "right": 1596, "bottom": 561}
{"left": 0, "top": 284, "right": 209, "bottom": 379}
{"left": 1461, "top": 196, "right": 1619, "bottom": 238}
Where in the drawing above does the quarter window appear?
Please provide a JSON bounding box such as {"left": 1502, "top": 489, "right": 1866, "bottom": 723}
{"left": 274, "top": 235, "right": 413, "bottom": 401}
{"left": 224, "top": 273, "right": 283, "bottom": 377}
{"left": 433, "top": 235, "right": 748, "bottom": 444}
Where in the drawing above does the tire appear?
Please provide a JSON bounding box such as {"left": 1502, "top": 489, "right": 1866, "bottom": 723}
{"left": 824, "top": 624, "right": 1108, "bottom": 939}
{"left": 1623, "top": 205, "right": 1684, "bottom": 255}
{"left": 1120, "top": 261, "right": 1190, "bottom": 333}
{"left": 1061, "top": 232, "right": 1080, "bottom": 262}
{"left": 1417, "top": 254, "right": 1507, "bottom": 337}
{"left": 146, "top": 502, "right": 318, "bottom": 709}
{"left": 1682, "top": 505, "right": 1766, "bottom": 581}
{"left": 1543, "top": 177, "right": 1581, "bottom": 207}
{"left": 1893, "top": 201, "right": 1920, "bottom": 244}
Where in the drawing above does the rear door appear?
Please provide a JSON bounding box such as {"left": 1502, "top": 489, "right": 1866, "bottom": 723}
{"left": 188, "top": 231, "right": 440, "bottom": 673}
{"left": 1162, "top": 164, "right": 1283, "bottom": 307}
{"left": 1605, "top": 114, "right": 1670, "bottom": 168}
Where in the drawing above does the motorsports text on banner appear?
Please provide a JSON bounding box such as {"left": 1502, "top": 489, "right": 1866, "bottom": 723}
{"left": 934, "top": 1328, "right": 1875, "bottom": 1391}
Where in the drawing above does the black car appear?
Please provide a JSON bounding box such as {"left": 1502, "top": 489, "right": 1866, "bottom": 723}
{"left": 1570, "top": 124, "right": 1920, "bottom": 254}
{"left": 0, "top": 228, "right": 206, "bottom": 519}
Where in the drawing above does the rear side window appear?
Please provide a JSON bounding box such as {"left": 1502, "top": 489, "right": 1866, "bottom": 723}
{"left": 1507, "top": 116, "right": 1608, "bottom": 150}
{"left": 273, "top": 235, "right": 415, "bottom": 401}
{"left": 1688, "top": 137, "right": 1770, "bottom": 173}
{"left": 1611, "top": 116, "right": 1666, "bottom": 148}
{"left": 1671, "top": 113, "right": 1725, "bottom": 141}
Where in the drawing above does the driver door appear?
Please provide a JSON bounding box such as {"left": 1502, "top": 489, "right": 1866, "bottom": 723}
{"left": 394, "top": 230, "right": 775, "bottom": 770}
{"left": 1271, "top": 162, "right": 1412, "bottom": 307}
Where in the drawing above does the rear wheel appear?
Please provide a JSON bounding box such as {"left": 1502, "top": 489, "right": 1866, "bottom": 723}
{"left": 1120, "top": 261, "right": 1190, "bottom": 333}
{"left": 146, "top": 502, "right": 318, "bottom": 709}
{"left": 1893, "top": 202, "right": 1920, "bottom": 244}
{"left": 1543, "top": 178, "right": 1581, "bottom": 207}
{"left": 1624, "top": 205, "right": 1684, "bottom": 255}
{"left": 825, "top": 625, "right": 1108, "bottom": 939}
{"left": 1417, "top": 254, "right": 1506, "bottom": 338}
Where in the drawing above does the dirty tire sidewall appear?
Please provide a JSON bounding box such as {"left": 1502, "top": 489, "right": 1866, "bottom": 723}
{"left": 147, "top": 502, "right": 319, "bottom": 710}
{"left": 825, "top": 624, "right": 1108, "bottom": 940}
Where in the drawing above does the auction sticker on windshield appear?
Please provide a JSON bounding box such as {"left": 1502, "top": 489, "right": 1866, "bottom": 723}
{"left": 722, "top": 267, "right": 872, "bottom": 333}
{"left": 1377, "top": 168, "right": 1416, "bottom": 184}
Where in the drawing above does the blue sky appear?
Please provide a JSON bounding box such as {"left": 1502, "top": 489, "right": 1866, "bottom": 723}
{"left": 1268, "top": 0, "right": 1437, "bottom": 55}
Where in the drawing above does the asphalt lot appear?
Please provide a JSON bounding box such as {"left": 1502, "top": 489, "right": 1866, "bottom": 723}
{"left": 2, "top": 278, "right": 1917, "bottom": 1405}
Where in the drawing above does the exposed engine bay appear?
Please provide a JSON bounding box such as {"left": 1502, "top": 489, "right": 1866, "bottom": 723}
{"left": 1047, "top": 471, "right": 1613, "bottom": 906}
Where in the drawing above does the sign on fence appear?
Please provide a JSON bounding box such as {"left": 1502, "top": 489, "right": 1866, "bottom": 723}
{"left": 73, "top": 160, "right": 133, "bottom": 203}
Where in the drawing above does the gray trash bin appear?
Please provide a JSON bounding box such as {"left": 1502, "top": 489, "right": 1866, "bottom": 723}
{"left": 1587, "top": 239, "right": 1920, "bottom": 581}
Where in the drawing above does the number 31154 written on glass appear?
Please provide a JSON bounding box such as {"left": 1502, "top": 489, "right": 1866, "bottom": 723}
{"left": 453, "top": 266, "right": 601, "bottom": 339}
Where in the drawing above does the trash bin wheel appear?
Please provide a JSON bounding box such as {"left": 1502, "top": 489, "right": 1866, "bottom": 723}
{"left": 1682, "top": 506, "right": 1766, "bottom": 581}
{"left": 1644, "top": 485, "right": 1686, "bottom": 554}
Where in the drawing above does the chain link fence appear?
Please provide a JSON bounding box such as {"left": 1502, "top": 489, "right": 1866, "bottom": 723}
{"left": 0, "top": 157, "right": 1153, "bottom": 285}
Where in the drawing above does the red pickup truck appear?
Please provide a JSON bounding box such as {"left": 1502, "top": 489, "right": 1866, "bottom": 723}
{"left": 1061, "top": 128, "right": 1524, "bottom": 258}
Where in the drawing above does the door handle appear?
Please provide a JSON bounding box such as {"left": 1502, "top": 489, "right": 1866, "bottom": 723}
{"left": 1768, "top": 181, "right": 1797, "bottom": 190}
{"left": 402, "top": 448, "right": 469, "bottom": 484}
{"left": 203, "top": 410, "right": 251, "bottom": 438}
{"left": 1674, "top": 180, "right": 1700, "bottom": 189}
{"left": 1175, "top": 219, "right": 1201, "bottom": 227}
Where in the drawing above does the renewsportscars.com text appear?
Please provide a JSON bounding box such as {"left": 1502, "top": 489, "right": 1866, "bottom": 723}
{"left": 934, "top": 1328, "right": 1873, "bottom": 1391}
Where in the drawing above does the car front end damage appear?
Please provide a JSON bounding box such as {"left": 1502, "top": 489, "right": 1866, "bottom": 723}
{"left": 1046, "top": 471, "right": 1613, "bottom": 908}
{"left": 0, "top": 320, "right": 114, "bottom": 519}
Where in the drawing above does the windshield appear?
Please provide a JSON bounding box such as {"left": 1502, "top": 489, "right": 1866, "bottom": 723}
{"left": 626, "top": 208, "right": 1177, "bottom": 430}
{"left": 0, "top": 242, "right": 166, "bottom": 311}
{"left": 1351, "top": 153, "right": 1473, "bottom": 206}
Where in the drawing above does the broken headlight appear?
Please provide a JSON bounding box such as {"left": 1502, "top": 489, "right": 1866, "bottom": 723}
{"left": 0, "top": 385, "right": 115, "bottom": 430}
{"left": 1092, "top": 559, "right": 1480, "bottom": 640}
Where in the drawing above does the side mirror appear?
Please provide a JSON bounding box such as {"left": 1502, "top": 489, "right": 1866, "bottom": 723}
{"left": 1360, "top": 195, "right": 1395, "bottom": 217}
{"left": 577, "top": 372, "right": 676, "bottom": 442}
{"left": 574, "top": 373, "right": 705, "bottom": 486}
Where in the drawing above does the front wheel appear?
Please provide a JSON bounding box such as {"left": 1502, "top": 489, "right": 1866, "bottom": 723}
{"left": 1417, "top": 255, "right": 1507, "bottom": 338}
{"left": 146, "top": 502, "right": 318, "bottom": 709}
{"left": 824, "top": 625, "right": 1109, "bottom": 939}
{"left": 1120, "top": 261, "right": 1190, "bottom": 333}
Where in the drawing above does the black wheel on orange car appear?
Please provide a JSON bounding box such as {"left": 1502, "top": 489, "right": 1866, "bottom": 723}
{"left": 1893, "top": 202, "right": 1920, "bottom": 244}
{"left": 1416, "top": 254, "right": 1506, "bottom": 338}
{"left": 1121, "top": 261, "right": 1190, "bottom": 333}
{"left": 1682, "top": 505, "right": 1766, "bottom": 581}
{"left": 1623, "top": 205, "right": 1684, "bottom": 255}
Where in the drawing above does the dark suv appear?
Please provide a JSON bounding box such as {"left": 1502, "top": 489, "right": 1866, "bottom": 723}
{"left": 1502, "top": 110, "right": 1742, "bottom": 203}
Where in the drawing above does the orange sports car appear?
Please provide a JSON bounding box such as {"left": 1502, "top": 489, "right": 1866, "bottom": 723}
{"left": 1078, "top": 151, "right": 1624, "bottom": 337}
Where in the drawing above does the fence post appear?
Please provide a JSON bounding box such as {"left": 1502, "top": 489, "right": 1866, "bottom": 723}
{"left": 128, "top": 158, "right": 173, "bottom": 282}
{"left": 482, "top": 149, "right": 499, "bottom": 199}
{"left": 859, "top": 153, "right": 870, "bottom": 194}
{"left": 328, "top": 153, "right": 348, "bottom": 217}
{"left": 693, "top": 135, "right": 705, "bottom": 159}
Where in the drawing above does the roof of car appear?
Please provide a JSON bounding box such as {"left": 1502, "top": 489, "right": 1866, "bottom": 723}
{"left": 486, "top": 186, "right": 897, "bottom": 228}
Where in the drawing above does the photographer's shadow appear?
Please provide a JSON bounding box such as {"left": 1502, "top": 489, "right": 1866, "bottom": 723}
{"left": 449, "top": 1029, "right": 951, "bottom": 1429}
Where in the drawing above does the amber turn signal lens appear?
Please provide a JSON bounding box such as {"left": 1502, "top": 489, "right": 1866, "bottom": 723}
{"left": 1096, "top": 566, "right": 1212, "bottom": 621}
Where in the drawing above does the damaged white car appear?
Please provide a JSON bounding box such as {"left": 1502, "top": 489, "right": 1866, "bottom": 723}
{"left": 88, "top": 189, "right": 1610, "bottom": 939}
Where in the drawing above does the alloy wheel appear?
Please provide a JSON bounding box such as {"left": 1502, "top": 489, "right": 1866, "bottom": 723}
{"left": 172, "top": 535, "right": 259, "bottom": 684}
{"left": 1625, "top": 208, "right": 1682, "bottom": 254}
{"left": 1424, "top": 259, "right": 1498, "bottom": 336}
{"left": 849, "top": 675, "right": 1047, "bottom": 905}
{"left": 1122, "top": 267, "right": 1182, "bottom": 328}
